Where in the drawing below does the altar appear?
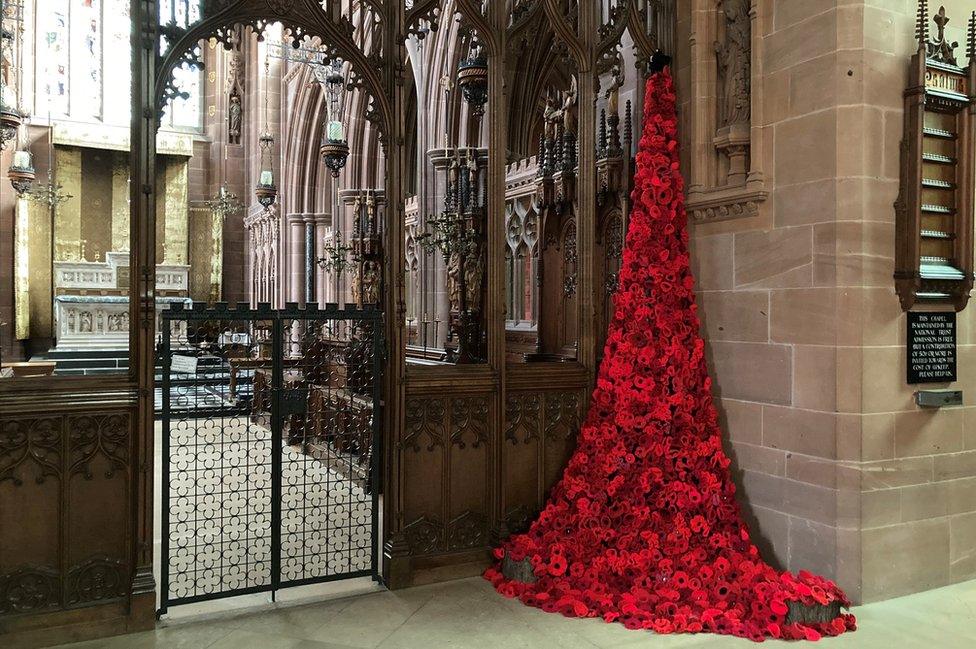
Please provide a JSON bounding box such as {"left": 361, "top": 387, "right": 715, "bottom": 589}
{"left": 52, "top": 252, "right": 192, "bottom": 350}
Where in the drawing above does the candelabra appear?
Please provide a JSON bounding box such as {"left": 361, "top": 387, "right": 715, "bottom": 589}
{"left": 417, "top": 150, "right": 486, "bottom": 363}
{"left": 204, "top": 184, "right": 243, "bottom": 303}
{"left": 205, "top": 183, "right": 245, "bottom": 220}
{"left": 317, "top": 230, "right": 355, "bottom": 277}
{"left": 28, "top": 171, "right": 72, "bottom": 210}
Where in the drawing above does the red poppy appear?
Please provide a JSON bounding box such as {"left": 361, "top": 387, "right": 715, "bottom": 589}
{"left": 485, "top": 68, "right": 854, "bottom": 643}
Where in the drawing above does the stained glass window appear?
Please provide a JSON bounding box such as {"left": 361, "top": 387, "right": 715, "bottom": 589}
{"left": 102, "top": 0, "right": 132, "bottom": 125}
{"left": 34, "top": 0, "right": 202, "bottom": 129}
{"left": 72, "top": 0, "right": 102, "bottom": 118}
{"left": 40, "top": 0, "right": 70, "bottom": 116}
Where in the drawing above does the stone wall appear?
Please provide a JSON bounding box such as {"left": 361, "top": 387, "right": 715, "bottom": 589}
{"left": 850, "top": 0, "right": 976, "bottom": 602}
{"left": 677, "top": 0, "right": 976, "bottom": 604}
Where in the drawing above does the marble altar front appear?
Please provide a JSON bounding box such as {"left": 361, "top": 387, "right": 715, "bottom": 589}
{"left": 52, "top": 253, "right": 191, "bottom": 350}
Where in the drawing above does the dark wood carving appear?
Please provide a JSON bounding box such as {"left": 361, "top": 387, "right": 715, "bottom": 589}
{"left": 0, "top": 418, "right": 61, "bottom": 486}
{"left": 402, "top": 516, "right": 443, "bottom": 555}
{"left": 544, "top": 390, "right": 581, "bottom": 442}
{"left": 447, "top": 511, "right": 488, "bottom": 550}
{"left": 504, "top": 393, "right": 541, "bottom": 444}
{"left": 403, "top": 398, "right": 446, "bottom": 452}
{"left": 64, "top": 557, "right": 128, "bottom": 606}
{"left": 503, "top": 505, "right": 533, "bottom": 535}
{"left": 0, "top": 567, "right": 61, "bottom": 616}
{"left": 68, "top": 414, "right": 129, "bottom": 480}
{"left": 450, "top": 397, "right": 490, "bottom": 449}
{"left": 0, "top": 407, "right": 133, "bottom": 635}
{"left": 895, "top": 3, "right": 976, "bottom": 311}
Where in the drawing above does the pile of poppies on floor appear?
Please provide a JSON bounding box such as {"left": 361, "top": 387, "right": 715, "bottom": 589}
{"left": 485, "top": 69, "right": 857, "bottom": 642}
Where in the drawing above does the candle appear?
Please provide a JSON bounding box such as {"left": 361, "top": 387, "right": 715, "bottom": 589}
{"left": 12, "top": 151, "right": 32, "bottom": 170}
{"left": 328, "top": 120, "right": 344, "bottom": 141}
{"left": 259, "top": 170, "right": 274, "bottom": 186}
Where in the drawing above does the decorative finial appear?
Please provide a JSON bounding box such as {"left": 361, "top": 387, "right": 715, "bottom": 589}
{"left": 926, "top": 5, "right": 959, "bottom": 65}
{"left": 917, "top": 0, "right": 930, "bottom": 49}
{"left": 967, "top": 11, "right": 976, "bottom": 61}
{"left": 934, "top": 6, "right": 949, "bottom": 42}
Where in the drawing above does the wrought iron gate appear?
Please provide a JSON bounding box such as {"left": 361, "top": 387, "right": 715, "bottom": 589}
{"left": 158, "top": 303, "right": 383, "bottom": 614}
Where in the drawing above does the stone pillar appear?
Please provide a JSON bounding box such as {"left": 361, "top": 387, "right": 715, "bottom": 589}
{"left": 286, "top": 213, "right": 305, "bottom": 304}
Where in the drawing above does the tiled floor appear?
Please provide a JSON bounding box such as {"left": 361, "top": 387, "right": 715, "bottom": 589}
{"left": 53, "top": 576, "right": 976, "bottom": 649}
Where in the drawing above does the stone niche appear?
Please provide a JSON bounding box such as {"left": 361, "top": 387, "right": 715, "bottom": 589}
{"left": 685, "top": 0, "right": 768, "bottom": 225}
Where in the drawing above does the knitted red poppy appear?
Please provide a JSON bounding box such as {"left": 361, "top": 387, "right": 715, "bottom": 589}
{"left": 485, "top": 69, "right": 856, "bottom": 642}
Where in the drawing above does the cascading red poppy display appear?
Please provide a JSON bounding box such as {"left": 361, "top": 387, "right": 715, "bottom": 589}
{"left": 485, "top": 69, "right": 856, "bottom": 642}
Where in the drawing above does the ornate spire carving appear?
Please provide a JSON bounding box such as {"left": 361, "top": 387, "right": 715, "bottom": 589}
{"left": 917, "top": 0, "right": 930, "bottom": 49}
{"left": 967, "top": 11, "right": 976, "bottom": 62}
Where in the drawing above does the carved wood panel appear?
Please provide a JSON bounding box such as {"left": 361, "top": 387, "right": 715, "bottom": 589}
{"left": 502, "top": 388, "right": 583, "bottom": 537}
{"left": 0, "top": 411, "right": 132, "bottom": 618}
{"left": 399, "top": 394, "right": 491, "bottom": 557}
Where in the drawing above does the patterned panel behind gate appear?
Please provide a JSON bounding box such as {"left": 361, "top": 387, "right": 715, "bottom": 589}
{"left": 159, "top": 304, "right": 382, "bottom": 613}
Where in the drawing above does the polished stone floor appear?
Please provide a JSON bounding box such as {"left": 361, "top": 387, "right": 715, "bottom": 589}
{"left": 53, "top": 576, "right": 976, "bottom": 649}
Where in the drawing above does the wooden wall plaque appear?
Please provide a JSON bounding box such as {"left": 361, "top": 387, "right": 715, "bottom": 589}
{"left": 895, "top": 3, "right": 976, "bottom": 312}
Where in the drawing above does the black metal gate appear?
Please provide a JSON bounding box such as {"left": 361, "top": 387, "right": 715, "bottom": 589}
{"left": 158, "top": 303, "right": 383, "bottom": 614}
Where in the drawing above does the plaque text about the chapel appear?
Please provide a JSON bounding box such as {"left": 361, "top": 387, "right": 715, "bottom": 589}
{"left": 907, "top": 312, "right": 957, "bottom": 384}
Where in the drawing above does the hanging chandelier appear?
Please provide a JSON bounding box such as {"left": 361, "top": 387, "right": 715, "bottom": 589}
{"left": 205, "top": 183, "right": 244, "bottom": 220}
{"left": 457, "top": 39, "right": 488, "bottom": 118}
{"left": 8, "top": 147, "right": 34, "bottom": 196}
{"left": 317, "top": 57, "right": 349, "bottom": 178}
{"left": 28, "top": 171, "right": 71, "bottom": 210}
{"left": 0, "top": 104, "right": 21, "bottom": 151}
{"left": 255, "top": 55, "right": 277, "bottom": 209}
{"left": 27, "top": 122, "right": 70, "bottom": 208}
{"left": 255, "top": 130, "right": 277, "bottom": 208}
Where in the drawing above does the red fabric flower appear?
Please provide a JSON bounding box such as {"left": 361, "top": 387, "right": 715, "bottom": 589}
{"left": 485, "top": 69, "right": 855, "bottom": 642}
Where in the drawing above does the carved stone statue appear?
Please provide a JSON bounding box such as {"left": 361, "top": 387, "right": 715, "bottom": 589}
{"left": 714, "top": 0, "right": 751, "bottom": 127}
{"left": 447, "top": 250, "right": 462, "bottom": 312}
{"left": 561, "top": 76, "right": 579, "bottom": 134}
{"left": 361, "top": 260, "right": 381, "bottom": 305}
{"left": 464, "top": 246, "right": 483, "bottom": 310}
{"left": 606, "top": 63, "right": 624, "bottom": 115}
{"left": 228, "top": 93, "right": 242, "bottom": 143}
{"left": 543, "top": 87, "right": 560, "bottom": 140}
